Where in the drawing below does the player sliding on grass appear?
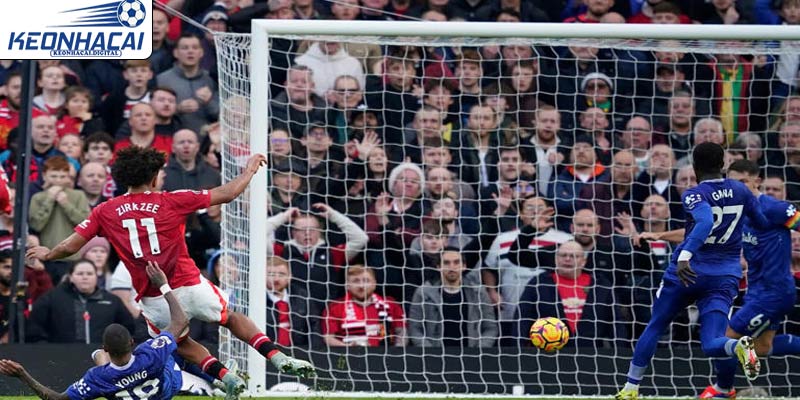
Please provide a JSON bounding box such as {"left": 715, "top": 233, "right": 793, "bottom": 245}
{"left": 0, "top": 261, "right": 187, "bottom": 400}
{"left": 636, "top": 159, "right": 800, "bottom": 399}
{"left": 26, "top": 146, "right": 315, "bottom": 400}
{"left": 615, "top": 143, "right": 769, "bottom": 400}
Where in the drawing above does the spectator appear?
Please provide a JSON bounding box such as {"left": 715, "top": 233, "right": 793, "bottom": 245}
{"left": 396, "top": 106, "right": 448, "bottom": 164}
{"left": 578, "top": 107, "right": 613, "bottom": 165}
{"left": 270, "top": 64, "right": 326, "bottom": 139}
{"left": 450, "top": 0, "right": 498, "bottom": 21}
{"left": 453, "top": 50, "right": 484, "bottom": 119}
{"left": 734, "top": 132, "right": 765, "bottom": 168}
{"left": 299, "top": 122, "right": 347, "bottom": 206}
{"left": 762, "top": 174, "right": 786, "bottom": 200}
{"left": 55, "top": 86, "right": 104, "bottom": 138}
{"left": 704, "top": 0, "right": 748, "bottom": 24}
{"left": 77, "top": 237, "right": 111, "bottom": 290}
{"left": 163, "top": 129, "right": 221, "bottom": 191}
{"left": 269, "top": 159, "right": 309, "bottom": 215}
{"left": 515, "top": 241, "right": 617, "bottom": 347}
{"left": 101, "top": 60, "right": 153, "bottom": 136}
{"left": 360, "top": 0, "right": 392, "bottom": 20}
{"left": 408, "top": 248, "right": 498, "bottom": 347}
{"left": 321, "top": 265, "right": 406, "bottom": 347}
{"left": 389, "top": 219, "right": 447, "bottom": 303}
{"left": 149, "top": 8, "right": 174, "bottom": 75}
{"left": 20, "top": 236, "right": 53, "bottom": 303}
{"left": 265, "top": 256, "right": 316, "bottom": 348}
{"left": 769, "top": 121, "right": 800, "bottom": 201}
{"left": 57, "top": 134, "right": 83, "bottom": 166}
{"left": 185, "top": 202, "right": 222, "bottom": 270}
{"left": 564, "top": 0, "right": 614, "bottom": 22}
{"left": 628, "top": 0, "right": 692, "bottom": 24}
{"left": 619, "top": 116, "right": 653, "bottom": 173}
{"left": 156, "top": 34, "right": 219, "bottom": 133}
{"left": 424, "top": 156, "right": 477, "bottom": 201}
{"left": 327, "top": 75, "right": 365, "bottom": 145}
{"left": 499, "top": 0, "right": 549, "bottom": 22}
{"left": 146, "top": 87, "right": 184, "bottom": 137}
{"left": 28, "top": 156, "right": 90, "bottom": 262}
{"left": 268, "top": 205, "right": 368, "bottom": 311}
{"left": 427, "top": 193, "right": 478, "bottom": 254}
{"left": 77, "top": 162, "right": 108, "bottom": 208}
{"left": 551, "top": 135, "right": 610, "bottom": 229}
{"left": 632, "top": 144, "right": 683, "bottom": 221}
{"left": 115, "top": 103, "right": 173, "bottom": 156}
{"left": 32, "top": 65, "right": 66, "bottom": 115}
{"left": 693, "top": 117, "right": 726, "bottom": 147}
{"left": 82, "top": 132, "right": 116, "bottom": 199}
{"left": 268, "top": 128, "right": 292, "bottom": 168}
{"left": 673, "top": 164, "right": 697, "bottom": 196}
{"left": 366, "top": 50, "right": 422, "bottom": 143}
{"left": 659, "top": 90, "right": 695, "bottom": 161}
{"left": 0, "top": 72, "right": 21, "bottom": 150}
{"left": 366, "top": 162, "right": 429, "bottom": 249}
{"left": 460, "top": 104, "right": 501, "bottom": 189}
{"left": 199, "top": 6, "right": 227, "bottom": 81}
{"left": 576, "top": 207, "right": 627, "bottom": 273}
{"left": 521, "top": 106, "right": 567, "bottom": 196}
{"left": 709, "top": 50, "right": 767, "bottom": 142}
{"left": 478, "top": 146, "right": 535, "bottom": 227}
{"left": 484, "top": 196, "right": 572, "bottom": 322}
{"left": 26, "top": 259, "right": 135, "bottom": 343}
{"left": 295, "top": 41, "right": 365, "bottom": 99}
{"left": 577, "top": 150, "right": 641, "bottom": 236}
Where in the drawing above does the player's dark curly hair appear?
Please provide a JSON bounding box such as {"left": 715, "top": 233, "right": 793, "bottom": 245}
{"left": 728, "top": 159, "right": 760, "bottom": 176}
{"left": 692, "top": 142, "right": 725, "bottom": 177}
{"left": 103, "top": 323, "right": 132, "bottom": 358}
{"left": 112, "top": 146, "right": 166, "bottom": 189}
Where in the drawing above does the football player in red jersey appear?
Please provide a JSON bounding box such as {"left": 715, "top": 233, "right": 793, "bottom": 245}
{"left": 27, "top": 146, "right": 314, "bottom": 399}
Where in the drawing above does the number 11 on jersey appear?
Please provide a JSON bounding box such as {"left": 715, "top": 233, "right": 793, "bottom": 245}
{"left": 122, "top": 218, "right": 161, "bottom": 258}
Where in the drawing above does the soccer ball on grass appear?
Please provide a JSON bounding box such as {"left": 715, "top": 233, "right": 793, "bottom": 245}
{"left": 529, "top": 317, "right": 569, "bottom": 352}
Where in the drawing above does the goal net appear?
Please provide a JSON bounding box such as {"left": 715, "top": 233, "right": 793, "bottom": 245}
{"left": 215, "top": 21, "right": 800, "bottom": 397}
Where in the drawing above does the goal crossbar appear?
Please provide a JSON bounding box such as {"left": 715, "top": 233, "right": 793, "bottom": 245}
{"left": 252, "top": 20, "right": 800, "bottom": 40}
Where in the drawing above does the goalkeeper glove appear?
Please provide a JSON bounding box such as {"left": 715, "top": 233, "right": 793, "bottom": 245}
{"left": 270, "top": 352, "right": 316, "bottom": 378}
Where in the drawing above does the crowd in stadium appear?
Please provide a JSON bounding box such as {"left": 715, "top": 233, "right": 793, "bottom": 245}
{"left": 0, "top": 0, "right": 800, "bottom": 353}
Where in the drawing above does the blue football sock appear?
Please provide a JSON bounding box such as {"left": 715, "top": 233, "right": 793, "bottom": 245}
{"left": 714, "top": 357, "right": 737, "bottom": 390}
{"left": 699, "top": 311, "right": 734, "bottom": 358}
{"left": 771, "top": 334, "right": 800, "bottom": 356}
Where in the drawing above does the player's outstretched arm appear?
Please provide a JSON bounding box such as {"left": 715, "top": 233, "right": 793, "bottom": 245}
{"left": 26, "top": 233, "right": 88, "bottom": 262}
{"left": 145, "top": 261, "right": 189, "bottom": 337}
{"left": 209, "top": 154, "right": 267, "bottom": 206}
{"left": 0, "top": 359, "right": 69, "bottom": 400}
{"left": 635, "top": 229, "right": 686, "bottom": 246}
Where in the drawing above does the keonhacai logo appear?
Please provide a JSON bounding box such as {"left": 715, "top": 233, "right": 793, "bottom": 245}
{"left": 4, "top": 0, "right": 152, "bottom": 59}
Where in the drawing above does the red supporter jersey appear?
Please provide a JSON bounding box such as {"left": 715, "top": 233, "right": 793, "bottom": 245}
{"left": 115, "top": 135, "right": 173, "bottom": 157}
{"left": 74, "top": 190, "right": 211, "bottom": 299}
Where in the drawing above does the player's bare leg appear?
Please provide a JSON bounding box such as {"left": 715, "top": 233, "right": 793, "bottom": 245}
{"left": 176, "top": 337, "right": 245, "bottom": 400}
{"left": 222, "top": 311, "right": 315, "bottom": 378}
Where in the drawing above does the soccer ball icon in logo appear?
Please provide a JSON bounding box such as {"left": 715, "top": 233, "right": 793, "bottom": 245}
{"left": 117, "top": 0, "right": 146, "bottom": 28}
{"left": 529, "top": 317, "right": 569, "bottom": 352}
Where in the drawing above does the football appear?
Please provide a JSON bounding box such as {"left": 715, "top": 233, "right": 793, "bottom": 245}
{"left": 117, "top": 0, "right": 146, "bottom": 28}
{"left": 529, "top": 317, "right": 570, "bottom": 352}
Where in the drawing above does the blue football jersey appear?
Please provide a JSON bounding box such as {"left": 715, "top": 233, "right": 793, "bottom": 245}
{"left": 66, "top": 333, "right": 182, "bottom": 400}
{"left": 668, "top": 179, "right": 765, "bottom": 279}
{"left": 742, "top": 195, "right": 799, "bottom": 299}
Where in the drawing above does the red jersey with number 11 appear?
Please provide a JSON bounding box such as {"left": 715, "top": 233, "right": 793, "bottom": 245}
{"left": 74, "top": 190, "right": 211, "bottom": 300}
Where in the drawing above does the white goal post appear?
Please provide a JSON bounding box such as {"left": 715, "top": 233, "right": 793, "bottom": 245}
{"left": 212, "top": 20, "right": 800, "bottom": 396}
